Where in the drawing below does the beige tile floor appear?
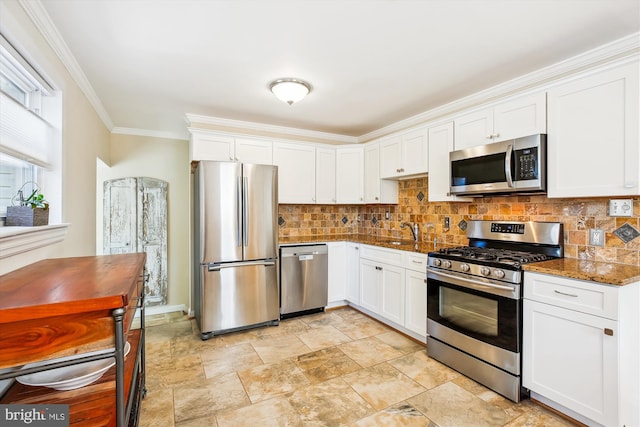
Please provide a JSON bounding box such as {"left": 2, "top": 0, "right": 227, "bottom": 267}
{"left": 139, "top": 308, "right": 578, "bottom": 426}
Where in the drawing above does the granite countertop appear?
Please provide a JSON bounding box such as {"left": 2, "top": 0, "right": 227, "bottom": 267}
{"left": 279, "top": 234, "right": 437, "bottom": 254}
{"left": 523, "top": 258, "right": 640, "bottom": 286}
{"left": 280, "top": 235, "right": 640, "bottom": 287}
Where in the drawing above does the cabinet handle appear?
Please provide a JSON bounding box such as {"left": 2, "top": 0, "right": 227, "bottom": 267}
{"left": 375, "top": 196, "right": 379, "bottom": 200}
{"left": 396, "top": 168, "right": 401, "bottom": 173}
{"left": 355, "top": 247, "right": 359, "bottom": 250}
{"left": 400, "top": 168, "right": 405, "bottom": 173}
{"left": 375, "top": 266, "right": 383, "bottom": 271}
{"left": 604, "top": 328, "right": 614, "bottom": 336}
{"left": 554, "top": 289, "right": 579, "bottom": 298}
{"left": 424, "top": 279, "right": 427, "bottom": 284}
{"left": 493, "top": 133, "right": 500, "bottom": 139}
{"left": 486, "top": 134, "right": 492, "bottom": 139}
{"left": 229, "top": 156, "right": 233, "bottom": 160}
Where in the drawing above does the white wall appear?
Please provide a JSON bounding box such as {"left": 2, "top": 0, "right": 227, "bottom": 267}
{"left": 0, "top": 0, "right": 110, "bottom": 271}
{"left": 97, "top": 133, "right": 190, "bottom": 309}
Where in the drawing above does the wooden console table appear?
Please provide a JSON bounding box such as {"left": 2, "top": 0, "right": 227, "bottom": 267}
{"left": 0, "top": 253, "right": 147, "bottom": 427}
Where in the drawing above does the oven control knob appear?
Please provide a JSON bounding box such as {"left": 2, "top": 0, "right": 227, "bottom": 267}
{"left": 480, "top": 266, "right": 491, "bottom": 276}
{"left": 442, "top": 260, "right": 452, "bottom": 268}
{"left": 433, "top": 259, "right": 441, "bottom": 267}
{"left": 460, "top": 263, "right": 470, "bottom": 272}
{"left": 494, "top": 269, "right": 505, "bottom": 279}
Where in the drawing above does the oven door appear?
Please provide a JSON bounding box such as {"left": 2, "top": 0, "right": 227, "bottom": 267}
{"left": 427, "top": 268, "right": 521, "bottom": 354}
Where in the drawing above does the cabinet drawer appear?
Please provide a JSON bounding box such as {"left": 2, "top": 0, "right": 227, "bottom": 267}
{"left": 403, "top": 251, "right": 427, "bottom": 272}
{"left": 524, "top": 272, "right": 618, "bottom": 320}
{"left": 360, "top": 245, "right": 403, "bottom": 266}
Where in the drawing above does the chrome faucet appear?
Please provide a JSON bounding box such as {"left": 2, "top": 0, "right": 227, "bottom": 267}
{"left": 401, "top": 222, "right": 419, "bottom": 242}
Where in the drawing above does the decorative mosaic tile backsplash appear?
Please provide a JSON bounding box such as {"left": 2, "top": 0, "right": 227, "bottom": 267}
{"left": 278, "top": 177, "right": 640, "bottom": 266}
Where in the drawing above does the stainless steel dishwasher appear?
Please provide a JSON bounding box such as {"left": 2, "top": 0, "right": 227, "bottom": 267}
{"left": 280, "top": 244, "right": 328, "bottom": 318}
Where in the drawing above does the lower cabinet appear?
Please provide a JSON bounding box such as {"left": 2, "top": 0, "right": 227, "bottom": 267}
{"left": 327, "top": 242, "right": 347, "bottom": 307}
{"left": 346, "top": 242, "right": 361, "bottom": 305}
{"left": 403, "top": 251, "right": 427, "bottom": 340}
{"left": 523, "top": 272, "right": 640, "bottom": 427}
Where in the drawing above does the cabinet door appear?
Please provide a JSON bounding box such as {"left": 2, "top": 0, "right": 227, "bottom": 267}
{"left": 359, "top": 259, "right": 380, "bottom": 313}
{"left": 273, "top": 142, "right": 316, "bottom": 204}
{"left": 405, "top": 268, "right": 427, "bottom": 338}
{"left": 380, "top": 263, "right": 405, "bottom": 325}
{"left": 427, "top": 122, "right": 473, "bottom": 202}
{"left": 336, "top": 147, "right": 364, "bottom": 204}
{"left": 547, "top": 61, "right": 639, "bottom": 197}
{"left": 235, "top": 137, "right": 273, "bottom": 165}
{"left": 401, "top": 128, "right": 428, "bottom": 176}
{"left": 493, "top": 92, "right": 546, "bottom": 142}
{"left": 190, "top": 132, "right": 234, "bottom": 161}
{"left": 346, "top": 243, "right": 361, "bottom": 304}
{"left": 327, "top": 242, "right": 347, "bottom": 304}
{"left": 523, "top": 299, "right": 618, "bottom": 426}
{"left": 104, "top": 177, "right": 137, "bottom": 254}
{"left": 379, "top": 136, "right": 402, "bottom": 178}
{"left": 364, "top": 143, "right": 398, "bottom": 204}
{"left": 316, "top": 147, "right": 336, "bottom": 204}
{"left": 454, "top": 108, "right": 494, "bottom": 149}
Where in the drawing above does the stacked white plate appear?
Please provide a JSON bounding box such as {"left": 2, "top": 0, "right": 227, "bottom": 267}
{"left": 16, "top": 342, "right": 131, "bottom": 391}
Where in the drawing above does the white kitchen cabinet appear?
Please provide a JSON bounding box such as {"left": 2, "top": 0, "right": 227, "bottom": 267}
{"left": 427, "top": 122, "right": 473, "bottom": 202}
{"left": 379, "top": 128, "right": 429, "bottom": 179}
{"left": 189, "top": 131, "right": 273, "bottom": 164}
{"left": 547, "top": 60, "right": 639, "bottom": 198}
{"left": 189, "top": 132, "right": 234, "bottom": 161}
{"left": 336, "top": 146, "right": 364, "bottom": 204}
{"left": 359, "top": 245, "right": 405, "bottom": 325}
{"left": 315, "top": 147, "right": 336, "bottom": 204}
{"left": 327, "top": 241, "right": 347, "bottom": 307}
{"left": 523, "top": 272, "right": 640, "bottom": 427}
{"left": 346, "top": 242, "right": 361, "bottom": 304}
{"left": 234, "top": 137, "right": 273, "bottom": 164}
{"left": 454, "top": 92, "right": 546, "bottom": 149}
{"left": 273, "top": 141, "right": 316, "bottom": 204}
{"left": 403, "top": 251, "right": 427, "bottom": 340}
{"left": 363, "top": 142, "right": 398, "bottom": 204}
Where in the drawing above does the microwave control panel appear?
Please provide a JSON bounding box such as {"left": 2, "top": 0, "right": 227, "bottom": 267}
{"left": 515, "top": 147, "right": 538, "bottom": 180}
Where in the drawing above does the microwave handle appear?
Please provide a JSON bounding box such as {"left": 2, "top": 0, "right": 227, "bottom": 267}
{"left": 505, "top": 143, "right": 514, "bottom": 188}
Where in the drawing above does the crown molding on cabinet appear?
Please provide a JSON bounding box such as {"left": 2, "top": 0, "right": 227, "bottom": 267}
{"left": 19, "top": 0, "right": 115, "bottom": 132}
{"left": 185, "top": 113, "right": 359, "bottom": 145}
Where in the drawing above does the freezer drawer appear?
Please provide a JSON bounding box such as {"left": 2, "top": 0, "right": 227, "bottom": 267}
{"left": 197, "top": 260, "right": 279, "bottom": 339}
{"left": 280, "top": 245, "right": 328, "bottom": 316}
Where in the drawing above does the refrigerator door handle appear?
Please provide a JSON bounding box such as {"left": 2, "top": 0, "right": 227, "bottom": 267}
{"left": 208, "top": 260, "right": 276, "bottom": 271}
{"left": 236, "top": 176, "right": 242, "bottom": 247}
{"left": 243, "top": 176, "right": 249, "bottom": 247}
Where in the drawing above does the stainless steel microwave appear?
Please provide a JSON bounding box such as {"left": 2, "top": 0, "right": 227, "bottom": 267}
{"left": 450, "top": 134, "right": 546, "bottom": 196}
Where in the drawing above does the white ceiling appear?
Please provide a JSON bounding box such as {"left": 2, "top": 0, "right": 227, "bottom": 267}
{"left": 35, "top": 0, "right": 640, "bottom": 140}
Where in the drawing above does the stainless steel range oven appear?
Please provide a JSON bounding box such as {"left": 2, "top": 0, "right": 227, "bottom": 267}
{"left": 426, "top": 220, "right": 563, "bottom": 402}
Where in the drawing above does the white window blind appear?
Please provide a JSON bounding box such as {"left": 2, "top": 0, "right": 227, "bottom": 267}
{"left": 0, "top": 91, "right": 53, "bottom": 167}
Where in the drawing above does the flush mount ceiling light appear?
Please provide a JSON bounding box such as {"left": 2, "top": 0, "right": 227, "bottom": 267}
{"left": 269, "top": 78, "right": 311, "bottom": 105}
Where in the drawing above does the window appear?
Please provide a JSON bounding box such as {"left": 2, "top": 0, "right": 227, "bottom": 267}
{"left": 0, "top": 32, "right": 55, "bottom": 220}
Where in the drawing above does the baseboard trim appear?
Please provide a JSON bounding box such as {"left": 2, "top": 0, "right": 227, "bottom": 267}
{"left": 134, "top": 304, "right": 186, "bottom": 319}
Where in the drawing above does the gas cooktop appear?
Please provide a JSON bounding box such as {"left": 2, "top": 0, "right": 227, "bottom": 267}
{"left": 433, "top": 246, "right": 553, "bottom": 268}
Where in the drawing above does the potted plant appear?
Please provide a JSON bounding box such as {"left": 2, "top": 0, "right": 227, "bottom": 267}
{"left": 6, "top": 185, "right": 49, "bottom": 226}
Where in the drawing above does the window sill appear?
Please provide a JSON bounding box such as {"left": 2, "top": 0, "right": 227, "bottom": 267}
{"left": 0, "top": 223, "right": 70, "bottom": 259}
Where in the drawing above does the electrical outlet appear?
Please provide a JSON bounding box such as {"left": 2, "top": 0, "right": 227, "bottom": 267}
{"left": 444, "top": 217, "right": 450, "bottom": 229}
{"left": 589, "top": 229, "right": 605, "bottom": 247}
{"left": 609, "top": 199, "right": 633, "bottom": 217}
{"left": 385, "top": 211, "right": 390, "bottom": 220}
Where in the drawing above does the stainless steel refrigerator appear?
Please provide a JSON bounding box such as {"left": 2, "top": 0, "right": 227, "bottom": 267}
{"left": 193, "top": 161, "right": 279, "bottom": 339}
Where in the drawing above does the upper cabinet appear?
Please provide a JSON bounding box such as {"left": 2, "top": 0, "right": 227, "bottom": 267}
{"left": 336, "top": 146, "right": 364, "bottom": 204}
{"left": 454, "top": 92, "right": 546, "bottom": 149}
{"left": 364, "top": 143, "right": 398, "bottom": 204}
{"left": 379, "top": 128, "right": 429, "bottom": 179}
{"left": 190, "top": 131, "right": 273, "bottom": 164}
{"left": 273, "top": 141, "right": 316, "bottom": 204}
{"left": 547, "top": 61, "right": 639, "bottom": 198}
{"left": 427, "top": 122, "right": 472, "bottom": 202}
{"left": 315, "top": 147, "right": 336, "bottom": 204}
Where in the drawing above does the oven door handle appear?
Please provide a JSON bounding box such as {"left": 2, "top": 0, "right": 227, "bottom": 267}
{"left": 427, "top": 268, "right": 516, "bottom": 294}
